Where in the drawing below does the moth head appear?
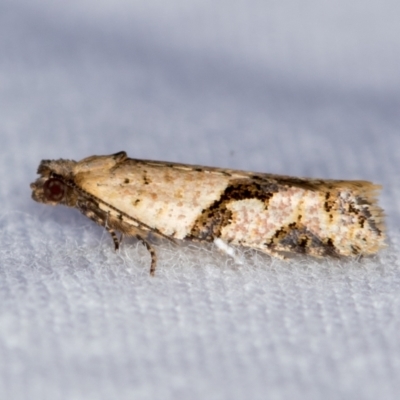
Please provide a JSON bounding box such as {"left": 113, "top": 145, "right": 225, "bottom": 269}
{"left": 31, "top": 176, "right": 70, "bottom": 205}
{"left": 30, "top": 159, "right": 76, "bottom": 206}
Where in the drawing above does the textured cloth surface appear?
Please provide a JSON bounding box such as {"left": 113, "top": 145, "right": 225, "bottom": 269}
{"left": 1, "top": 1, "right": 400, "bottom": 399}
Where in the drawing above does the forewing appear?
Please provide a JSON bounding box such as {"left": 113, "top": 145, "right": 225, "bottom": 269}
{"left": 74, "top": 158, "right": 232, "bottom": 239}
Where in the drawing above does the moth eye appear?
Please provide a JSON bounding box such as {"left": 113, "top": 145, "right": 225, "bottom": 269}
{"left": 43, "top": 178, "right": 66, "bottom": 202}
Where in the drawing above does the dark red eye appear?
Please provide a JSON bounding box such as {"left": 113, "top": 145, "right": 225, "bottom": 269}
{"left": 43, "top": 178, "right": 66, "bottom": 202}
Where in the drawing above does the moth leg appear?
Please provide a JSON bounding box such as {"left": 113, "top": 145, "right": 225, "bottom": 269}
{"left": 103, "top": 213, "right": 121, "bottom": 251}
{"left": 214, "top": 238, "right": 243, "bottom": 265}
{"left": 107, "top": 228, "right": 120, "bottom": 251}
{"left": 77, "top": 200, "right": 121, "bottom": 250}
{"left": 77, "top": 199, "right": 157, "bottom": 274}
{"left": 135, "top": 234, "right": 157, "bottom": 276}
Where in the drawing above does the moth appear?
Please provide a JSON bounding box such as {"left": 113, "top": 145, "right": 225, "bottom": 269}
{"left": 30, "top": 151, "right": 386, "bottom": 275}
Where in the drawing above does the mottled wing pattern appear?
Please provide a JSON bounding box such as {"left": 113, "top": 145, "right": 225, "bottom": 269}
{"left": 72, "top": 154, "right": 385, "bottom": 258}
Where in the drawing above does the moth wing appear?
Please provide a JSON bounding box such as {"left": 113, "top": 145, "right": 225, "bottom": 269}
{"left": 74, "top": 158, "right": 233, "bottom": 239}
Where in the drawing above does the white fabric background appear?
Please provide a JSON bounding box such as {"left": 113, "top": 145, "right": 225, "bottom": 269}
{"left": 1, "top": 1, "right": 400, "bottom": 399}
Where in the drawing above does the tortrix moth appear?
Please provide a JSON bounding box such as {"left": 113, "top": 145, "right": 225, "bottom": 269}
{"left": 30, "top": 151, "right": 386, "bottom": 275}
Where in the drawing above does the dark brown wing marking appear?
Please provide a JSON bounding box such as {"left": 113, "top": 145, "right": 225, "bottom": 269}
{"left": 188, "top": 178, "right": 280, "bottom": 241}
{"left": 266, "top": 223, "right": 340, "bottom": 257}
